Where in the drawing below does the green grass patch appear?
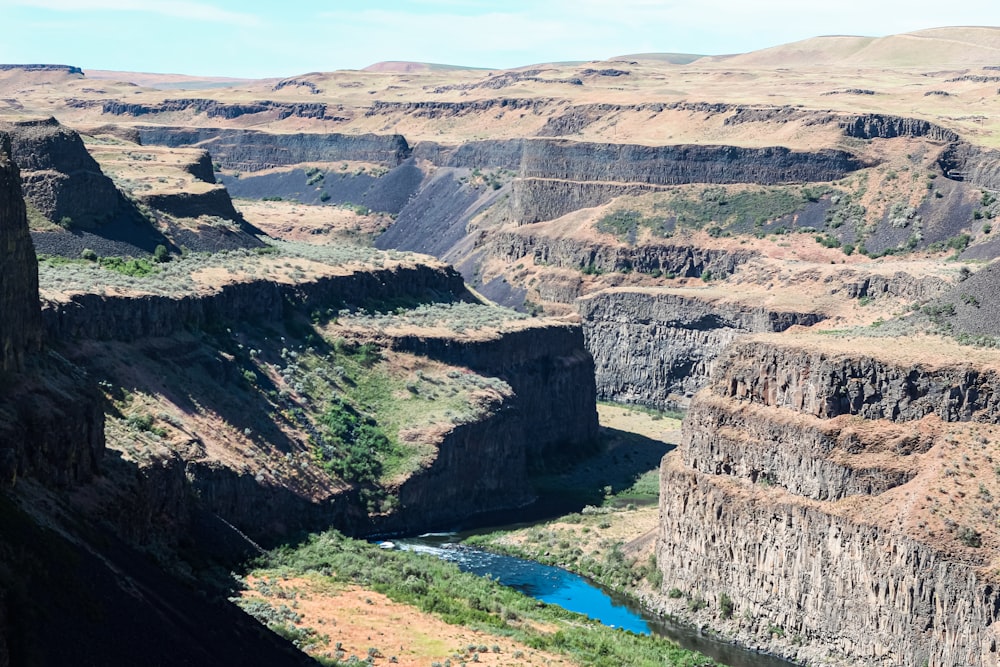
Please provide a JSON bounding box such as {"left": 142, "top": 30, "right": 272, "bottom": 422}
{"left": 246, "top": 530, "right": 716, "bottom": 667}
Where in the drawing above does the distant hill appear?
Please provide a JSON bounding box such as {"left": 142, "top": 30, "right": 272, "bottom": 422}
{"left": 710, "top": 26, "right": 1000, "bottom": 68}
{"left": 362, "top": 61, "right": 490, "bottom": 73}
{"left": 84, "top": 69, "right": 260, "bottom": 89}
{"left": 610, "top": 53, "right": 706, "bottom": 65}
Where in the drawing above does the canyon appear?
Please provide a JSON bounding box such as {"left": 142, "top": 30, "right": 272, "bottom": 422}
{"left": 3, "top": 24, "right": 1000, "bottom": 667}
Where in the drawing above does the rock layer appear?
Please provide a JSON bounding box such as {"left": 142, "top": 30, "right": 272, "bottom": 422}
{"left": 0, "top": 134, "right": 42, "bottom": 372}
{"left": 137, "top": 126, "right": 412, "bottom": 172}
{"left": 578, "top": 289, "right": 823, "bottom": 409}
{"left": 1, "top": 118, "right": 126, "bottom": 227}
{"left": 656, "top": 336, "right": 1000, "bottom": 666}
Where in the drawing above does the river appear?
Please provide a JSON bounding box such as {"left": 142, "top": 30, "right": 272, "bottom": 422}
{"left": 397, "top": 533, "right": 796, "bottom": 667}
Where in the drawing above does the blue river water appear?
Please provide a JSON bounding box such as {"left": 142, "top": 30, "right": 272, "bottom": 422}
{"left": 397, "top": 534, "right": 797, "bottom": 667}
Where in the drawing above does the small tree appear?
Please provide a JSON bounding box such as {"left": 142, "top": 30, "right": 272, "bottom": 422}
{"left": 153, "top": 244, "right": 171, "bottom": 263}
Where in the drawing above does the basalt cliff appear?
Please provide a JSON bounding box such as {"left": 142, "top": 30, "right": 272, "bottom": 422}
{"left": 654, "top": 335, "right": 1000, "bottom": 666}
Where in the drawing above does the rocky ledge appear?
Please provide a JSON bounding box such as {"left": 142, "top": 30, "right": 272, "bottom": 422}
{"left": 578, "top": 288, "right": 824, "bottom": 409}
{"left": 654, "top": 333, "right": 1000, "bottom": 666}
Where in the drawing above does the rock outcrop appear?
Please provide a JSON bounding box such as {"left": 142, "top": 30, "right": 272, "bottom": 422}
{"left": 840, "top": 114, "right": 960, "bottom": 142}
{"left": 938, "top": 141, "right": 1000, "bottom": 190}
{"left": 0, "top": 133, "right": 102, "bottom": 489}
{"left": 655, "top": 335, "right": 1000, "bottom": 666}
{"left": 378, "top": 397, "right": 534, "bottom": 533}
{"left": 490, "top": 231, "right": 757, "bottom": 279}
{"left": 0, "top": 135, "right": 42, "bottom": 372}
{"left": 384, "top": 323, "right": 600, "bottom": 462}
{"left": 1, "top": 117, "right": 127, "bottom": 227}
{"left": 0, "top": 64, "right": 82, "bottom": 75}
{"left": 578, "top": 289, "right": 824, "bottom": 409}
{"left": 136, "top": 126, "right": 412, "bottom": 173}
{"left": 91, "top": 97, "right": 330, "bottom": 120}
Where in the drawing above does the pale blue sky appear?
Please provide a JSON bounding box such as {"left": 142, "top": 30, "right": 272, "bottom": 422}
{"left": 1, "top": 0, "right": 998, "bottom": 78}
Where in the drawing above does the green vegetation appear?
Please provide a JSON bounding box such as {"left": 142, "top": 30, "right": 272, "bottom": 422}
{"left": 37, "top": 241, "right": 419, "bottom": 296}
{"left": 337, "top": 301, "right": 529, "bottom": 335}
{"left": 718, "top": 593, "right": 734, "bottom": 620}
{"left": 244, "top": 530, "right": 716, "bottom": 667}
{"left": 153, "top": 244, "right": 171, "bottom": 263}
{"left": 596, "top": 185, "right": 849, "bottom": 245}
{"left": 668, "top": 186, "right": 815, "bottom": 230}
{"left": 40, "top": 253, "right": 164, "bottom": 278}
{"left": 958, "top": 526, "right": 982, "bottom": 548}
{"left": 305, "top": 167, "right": 326, "bottom": 186}
{"left": 312, "top": 397, "right": 390, "bottom": 486}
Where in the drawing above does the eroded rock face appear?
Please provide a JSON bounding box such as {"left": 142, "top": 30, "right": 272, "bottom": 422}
{"left": 41, "top": 263, "right": 470, "bottom": 342}
{"left": 1, "top": 118, "right": 125, "bottom": 227}
{"left": 385, "top": 323, "right": 600, "bottom": 461}
{"left": 712, "top": 340, "right": 1000, "bottom": 422}
{"left": 578, "top": 290, "right": 822, "bottom": 409}
{"left": 490, "top": 232, "right": 757, "bottom": 279}
{"left": 0, "top": 133, "right": 102, "bottom": 489}
{"left": 658, "top": 460, "right": 1000, "bottom": 667}
{"left": 656, "top": 338, "right": 1000, "bottom": 666}
{"left": 0, "top": 134, "right": 42, "bottom": 372}
{"left": 137, "top": 126, "right": 412, "bottom": 173}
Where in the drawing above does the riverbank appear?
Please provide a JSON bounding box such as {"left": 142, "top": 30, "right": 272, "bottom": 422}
{"left": 237, "top": 530, "right": 717, "bottom": 666}
{"left": 466, "top": 403, "right": 679, "bottom": 594}
{"left": 229, "top": 404, "right": 717, "bottom": 666}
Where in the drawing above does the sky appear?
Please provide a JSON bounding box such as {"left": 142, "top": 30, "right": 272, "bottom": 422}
{"left": 1, "top": 0, "right": 999, "bottom": 78}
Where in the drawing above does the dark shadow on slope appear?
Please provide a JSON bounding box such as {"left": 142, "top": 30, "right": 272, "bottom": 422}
{"left": 0, "top": 494, "right": 318, "bottom": 667}
{"left": 221, "top": 158, "right": 425, "bottom": 214}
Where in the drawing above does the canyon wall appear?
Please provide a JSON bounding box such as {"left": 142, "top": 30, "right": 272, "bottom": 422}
{"left": 383, "top": 323, "right": 600, "bottom": 462}
{"left": 0, "top": 133, "right": 102, "bottom": 489}
{"left": 41, "top": 263, "right": 469, "bottom": 342}
{"left": 578, "top": 289, "right": 823, "bottom": 409}
{"left": 655, "top": 337, "right": 1000, "bottom": 666}
{"left": 1, "top": 117, "right": 126, "bottom": 227}
{"left": 0, "top": 134, "right": 42, "bottom": 372}
{"left": 490, "top": 231, "right": 757, "bottom": 279}
{"left": 137, "top": 126, "right": 412, "bottom": 172}
{"left": 379, "top": 399, "right": 534, "bottom": 533}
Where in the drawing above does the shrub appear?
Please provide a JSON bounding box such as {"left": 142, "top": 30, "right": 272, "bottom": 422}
{"left": 688, "top": 597, "right": 708, "bottom": 612}
{"left": 126, "top": 412, "right": 155, "bottom": 431}
{"left": 719, "top": 593, "right": 734, "bottom": 619}
{"left": 80, "top": 248, "right": 98, "bottom": 262}
{"left": 958, "top": 526, "right": 982, "bottom": 547}
{"left": 153, "top": 244, "right": 171, "bottom": 263}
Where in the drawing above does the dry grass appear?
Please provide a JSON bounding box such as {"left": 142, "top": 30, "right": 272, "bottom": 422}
{"left": 239, "top": 576, "right": 573, "bottom": 667}
{"left": 6, "top": 27, "right": 1000, "bottom": 147}
{"left": 745, "top": 329, "right": 1000, "bottom": 371}
{"left": 233, "top": 199, "right": 390, "bottom": 245}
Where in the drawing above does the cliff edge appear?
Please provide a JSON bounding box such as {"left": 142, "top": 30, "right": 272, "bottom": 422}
{"left": 0, "top": 133, "right": 41, "bottom": 372}
{"left": 654, "top": 332, "right": 1000, "bottom": 666}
